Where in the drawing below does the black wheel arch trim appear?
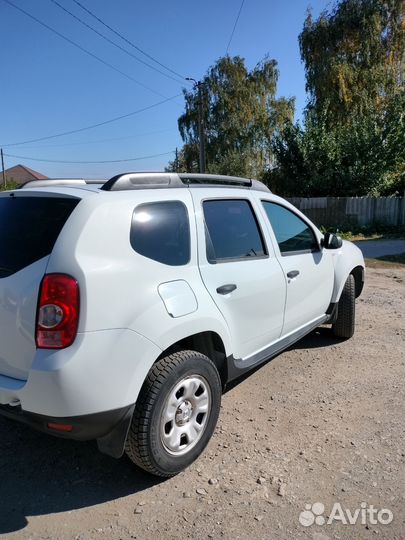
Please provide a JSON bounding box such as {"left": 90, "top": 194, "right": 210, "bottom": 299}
{"left": 351, "top": 265, "right": 365, "bottom": 298}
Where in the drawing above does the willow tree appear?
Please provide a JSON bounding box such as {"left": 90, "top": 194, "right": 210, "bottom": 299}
{"left": 168, "top": 56, "right": 294, "bottom": 178}
{"left": 272, "top": 0, "right": 405, "bottom": 196}
{"left": 300, "top": 0, "right": 405, "bottom": 124}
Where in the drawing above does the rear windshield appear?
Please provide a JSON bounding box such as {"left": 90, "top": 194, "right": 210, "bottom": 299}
{"left": 0, "top": 196, "right": 79, "bottom": 278}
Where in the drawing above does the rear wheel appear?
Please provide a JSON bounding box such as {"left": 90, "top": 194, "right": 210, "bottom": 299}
{"left": 125, "top": 350, "right": 222, "bottom": 477}
{"left": 332, "top": 274, "right": 355, "bottom": 339}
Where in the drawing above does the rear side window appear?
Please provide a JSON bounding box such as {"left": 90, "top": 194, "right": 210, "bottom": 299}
{"left": 0, "top": 196, "right": 79, "bottom": 278}
{"left": 203, "top": 199, "right": 266, "bottom": 262}
{"left": 130, "top": 201, "right": 190, "bottom": 266}
{"left": 262, "top": 201, "right": 319, "bottom": 254}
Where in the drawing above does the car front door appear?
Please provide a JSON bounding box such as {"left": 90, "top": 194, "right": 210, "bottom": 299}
{"left": 191, "top": 191, "right": 287, "bottom": 360}
{"left": 259, "top": 199, "right": 334, "bottom": 336}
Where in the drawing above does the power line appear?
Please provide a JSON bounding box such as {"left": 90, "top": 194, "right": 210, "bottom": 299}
{"left": 16, "top": 128, "right": 176, "bottom": 149}
{"left": 225, "top": 0, "right": 245, "bottom": 55}
{"left": 4, "top": 150, "right": 174, "bottom": 164}
{"left": 1, "top": 94, "right": 181, "bottom": 147}
{"left": 3, "top": 0, "right": 167, "bottom": 98}
{"left": 49, "top": 0, "right": 185, "bottom": 85}
{"left": 71, "top": 0, "right": 188, "bottom": 82}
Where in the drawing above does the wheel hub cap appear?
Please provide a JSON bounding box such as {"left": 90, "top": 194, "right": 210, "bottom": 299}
{"left": 160, "top": 375, "right": 211, "bottom": 456}
{"left": 175, "top": 400, "right": 193, "bottom": 425}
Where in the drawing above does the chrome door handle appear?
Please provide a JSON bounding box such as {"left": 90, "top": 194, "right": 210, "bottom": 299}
{"left": 287, "top": 270, "right": 300, "bottom": 279}
{"left": 216, "top": 284, "right": 237, "bottom": 295}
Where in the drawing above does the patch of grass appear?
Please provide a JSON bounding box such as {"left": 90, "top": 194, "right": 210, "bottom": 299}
{"left": 377, "top": 252, "right": 405, "bottom": 264}
{"left": 340, "top": 232, "right": 382, "bottom": 241}
{"left": 365, "top": 254, "right": 405, "bottom": 268}
{"left": 320, "top": 224, "right": 404, "bottom": 241}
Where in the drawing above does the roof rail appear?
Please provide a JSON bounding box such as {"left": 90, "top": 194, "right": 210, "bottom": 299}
{"left": 19, "top": 178, "right": 105, "bottom": 189}
{"left": 179, "top": 173, "right": 252, "bottom": 188}
{"left": 101, "top": 172, "right": 183, "bottom": 191}
{"left": 101, "top": 172, "right": 271, "bottom": 192}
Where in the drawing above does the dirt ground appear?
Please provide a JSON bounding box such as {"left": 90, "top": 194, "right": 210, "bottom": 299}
{"left": 0, "top": 265, "right": 404, "bottom": 540}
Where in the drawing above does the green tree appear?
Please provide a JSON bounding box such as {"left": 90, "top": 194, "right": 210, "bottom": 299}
{"left": 271, "top": 0, "right": 405, "bottom": 196}
{"left": 167, "top": 56, "right": 294, "bottom": 178}
{"left": 0, "top": 178, "right": 19, "bottom": 191}
{"left": 300, "top": 0, "right": 405, "bottom": 125}
{"left": 271, "top": 92, "right": 405, "bottom": 196}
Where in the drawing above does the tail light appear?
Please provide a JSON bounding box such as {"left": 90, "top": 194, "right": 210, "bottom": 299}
{"left": 36, "top": 274, "right": 79, "bottom": 349}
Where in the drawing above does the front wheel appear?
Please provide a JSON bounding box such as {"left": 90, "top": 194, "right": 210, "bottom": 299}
{"left": 125, "top": 350, "right": 222, "bottom": 477}
{"left": 332, "top": 274, "right": 355, "bottom": 339}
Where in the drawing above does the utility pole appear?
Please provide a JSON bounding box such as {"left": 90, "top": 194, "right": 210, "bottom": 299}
{"left": 1, "top": 148, "right": 6, "bottom": 189}
{"left": 186, "top": 78, "right": 206, "bottom": 173}
{"left": 196, "top": 82, "right": 206, "bottom": 173}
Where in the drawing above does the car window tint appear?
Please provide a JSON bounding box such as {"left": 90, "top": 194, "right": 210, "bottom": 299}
{"left": 130, "top": 201, "right": 190, "bottom": 266}
{"left": 262, "top": 201, "right": 318, "bottom": 254}
{"left": 203, "top": 199, "right": 266, "bottom": 262}
{"left": 0, "top": 196, "right": 79, "bottom": 278}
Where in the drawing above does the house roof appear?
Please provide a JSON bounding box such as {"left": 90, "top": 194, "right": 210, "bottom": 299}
{"left": 3, "top": 164, "right": 49, "bottom": 184}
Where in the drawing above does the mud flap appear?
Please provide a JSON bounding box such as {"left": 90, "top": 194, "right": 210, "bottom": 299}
{"left": 97, "top": 403, "right": 135, "bottom": 458}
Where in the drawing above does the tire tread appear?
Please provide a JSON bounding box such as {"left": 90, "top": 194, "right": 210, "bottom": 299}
{"left": 125, "top": 350, "right": 220, "bottom": 477}
{"left": 332, "top": 274, "right": 355, "bottom": 339}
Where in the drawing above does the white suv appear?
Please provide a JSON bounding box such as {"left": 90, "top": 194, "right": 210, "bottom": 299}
{"left": 0, "top": 173, "right": 364, "bottom": 476}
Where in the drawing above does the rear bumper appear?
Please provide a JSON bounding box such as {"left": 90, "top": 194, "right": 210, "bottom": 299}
{"left": 0, "top": 402, "right": 132, "bottom": 441}
{"left": 0, "top": 328, "right": 161, "bottom": 417}
{"left": 0, "top": 402, "right": 135, "bottom": 458}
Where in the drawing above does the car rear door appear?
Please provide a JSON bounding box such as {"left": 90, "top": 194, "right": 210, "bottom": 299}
{"left": 191, "top": 189, "right": 286, "bottom": 360}
{"left": 258, "top": 197, "right": 334, "bottom": 336}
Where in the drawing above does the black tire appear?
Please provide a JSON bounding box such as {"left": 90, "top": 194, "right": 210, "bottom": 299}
{"left": 125, "top": 350, "right": 222, "bottom": 477}
{"left": 332, "top": 274, "right": 355, "bottom": 339}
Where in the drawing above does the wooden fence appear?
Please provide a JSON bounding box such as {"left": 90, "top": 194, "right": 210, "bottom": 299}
{"left": 286, "top": 196, "right": 405, "bottom": 229}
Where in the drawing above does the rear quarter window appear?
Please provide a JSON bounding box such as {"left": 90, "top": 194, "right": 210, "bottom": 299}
{"left": 130, "top": 201, "right": 190, "bottom": 266}
{"left": 0, "top": 196, "right": 79, "bottom": 278}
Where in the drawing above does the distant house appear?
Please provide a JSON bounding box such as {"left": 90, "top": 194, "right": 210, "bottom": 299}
{"left": 3, "top": 164, "right": 48, "bottom": 185}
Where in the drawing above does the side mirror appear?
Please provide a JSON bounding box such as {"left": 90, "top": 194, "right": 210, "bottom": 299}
{"left": 322, "top": 232, "right": 343, "bottom": 249}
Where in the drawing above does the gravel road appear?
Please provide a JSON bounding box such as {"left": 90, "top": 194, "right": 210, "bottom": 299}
{"left": 0, "top": 265, "right": 404, "bottom": 540}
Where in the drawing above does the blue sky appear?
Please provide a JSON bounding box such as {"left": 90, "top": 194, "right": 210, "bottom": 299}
{"left": 1, "top": 0, "right": 332, "bottom": 178}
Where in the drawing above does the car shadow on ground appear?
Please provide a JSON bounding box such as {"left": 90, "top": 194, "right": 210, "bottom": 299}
{"left": 291, "top": 326, "right": 346, "bottom": 350}
{"left": 225, "top": 326, "right": 344, "bottom": 393}
{"left": 0, "top": 419, "right": 164, "bottom": 534}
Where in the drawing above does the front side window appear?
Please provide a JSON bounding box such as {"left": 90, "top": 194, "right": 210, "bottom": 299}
{"left": 203, "top": 199, "right": 266, "bottom": 262}
{"left": 262, "top": 201, "right": 319, "bottom": 255}
{"left": 130, "top": 201, "right": 190, "bottom": 266}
